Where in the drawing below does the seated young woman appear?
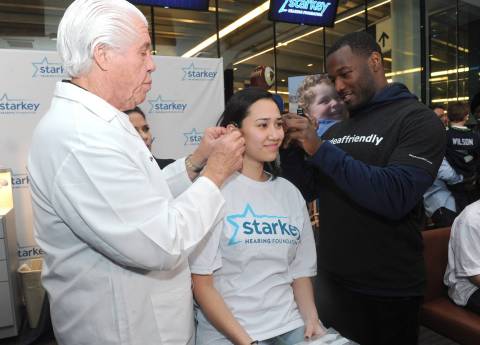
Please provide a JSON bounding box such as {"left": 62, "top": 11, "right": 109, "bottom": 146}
{"left": 190, "top": 87, "right": 325, "bottom": 345}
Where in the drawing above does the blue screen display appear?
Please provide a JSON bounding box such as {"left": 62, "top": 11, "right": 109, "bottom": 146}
{"left": 269, "top": 0, "right": 338, "bottom": 27}
{"left": 129, "top": 0, "right": 209, "bottom": 11}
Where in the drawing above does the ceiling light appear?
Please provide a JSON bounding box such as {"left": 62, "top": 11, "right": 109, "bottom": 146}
{"left": 235, "top": 47, "right": 274, "bottom": 65}
{"left": 432, "top": 38, "right": 469, "bottom": 53}
{"left": 431, "top": 96, "right": 469, "bottom": 103}
{"left": 385, "top": 67, "right": 422, "bottom": 77}
{"left": 429, "top": 76, "right": 448, "bottom": 82}
{"left": 431, "top": 67, "right": 469, "bottom": 77}
{"left": 182, "top": 1, "right": 270, "bottom": 57}
{"left": 307, "top": 63, "right": 313, "bottom": 67}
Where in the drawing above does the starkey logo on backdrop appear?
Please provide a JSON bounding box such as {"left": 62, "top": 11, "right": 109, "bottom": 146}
{"left": 184, "top": 128, "right": 203, "bottom": 146}
{"left": 148, "top": 95, "right": 187, "bottom": 114}
{"left": 278, "top": 0, "right": 332, "bottom": 16}
{"left": 32, "top": 57, "right": 65, "bottom": 78}
{"left": 182, "top": 63, "right": 218, "bottom": 81}
{"left": 0, "top": 93, "right": 40, "bottom": 114}
{"left": 227, "top": 204, "right": 300, "bottom": 246}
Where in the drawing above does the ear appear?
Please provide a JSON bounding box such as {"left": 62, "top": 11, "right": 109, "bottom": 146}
{"left": 92, "top": 44, "right": 110, "bottom": 72}
{"left": 226, "top": 124, "right": 238, "bottom": 133}
{"left": 369, "top": 51, "right": 383, "bottom": 73}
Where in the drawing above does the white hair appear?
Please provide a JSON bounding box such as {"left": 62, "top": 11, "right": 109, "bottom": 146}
{"left": 57, "top": 0, "right": 148, "bottom": 78}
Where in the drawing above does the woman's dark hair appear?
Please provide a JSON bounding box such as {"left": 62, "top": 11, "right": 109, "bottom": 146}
{"left": 217, "top": 87, "right": 281, "bottom": 178}
{"left": 125, "top": 106, "right": 146, "bottom": 119}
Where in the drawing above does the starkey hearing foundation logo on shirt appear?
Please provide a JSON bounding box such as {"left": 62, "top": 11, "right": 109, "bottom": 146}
{"left": 32, "top": 57, "right": 66, "bottom": 78}
{"left": 278, "top": 0, "right": 332, "bottom": 16}
{"left": 184, "top": 128, "right": 203, "bottom": 146}
{"left": 329, "top": 133, "right": 384, "bottom": 146}
{"left": 148, "top": 95, "right": 187, "bottom": 114}
{"left": 227, "top": 203, "right": 300, "bottom": 246}
{"left": 0, "top": 93, "right": 40, "bottom": 114}
{"left": 182, "top": 63, "right": 218, "bottom": 81}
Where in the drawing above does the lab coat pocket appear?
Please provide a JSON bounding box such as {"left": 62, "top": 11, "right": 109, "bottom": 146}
{"left": 150, "top": 287, "right": 195, "bottom": 345}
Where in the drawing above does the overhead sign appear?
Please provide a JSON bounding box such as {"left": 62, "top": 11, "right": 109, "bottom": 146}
{"left": 269, "top": 0, "right": 339, "bottom": 27}
{"left": 128, "top": 0, "right": 209, "bottom": 11}
{"left": 376, "top": 18, "right": 392, "bottom": 53}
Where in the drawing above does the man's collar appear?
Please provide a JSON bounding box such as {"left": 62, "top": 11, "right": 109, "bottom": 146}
{"left": 54, "top": 81, "right": 138, "bottom": 136}
{"left": 56, "top": 81, "right": 119, "bottom": 122}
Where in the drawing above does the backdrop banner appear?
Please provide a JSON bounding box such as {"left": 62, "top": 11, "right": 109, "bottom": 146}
{"left": 0, "top": 49, "right": 224, "bottom": 261}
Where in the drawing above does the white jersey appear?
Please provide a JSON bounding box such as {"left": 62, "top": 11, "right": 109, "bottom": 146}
{"left": 444, "top": 200, "right": 480, "bottom": 306}
{"left": 190, "top": 172, "right": 317, "bottom": 341}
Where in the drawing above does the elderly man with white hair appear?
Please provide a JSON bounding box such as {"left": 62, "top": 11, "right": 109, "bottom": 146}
{"left": 27, "top": 0, "right": 245, "bottom": 344}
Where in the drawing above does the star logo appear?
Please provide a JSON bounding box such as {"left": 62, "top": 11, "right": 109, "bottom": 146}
{"left": 0, "top": 93, "right": 21, "bottom": 102}
{"left": 0, "top": 93, "right": 40, "bottom": 114}
{"left": 32, "top": 57, "right": 65, "bottom": 78}
{"left": 148, "top": 95, "right": 187, "bottom": 114}
{"left": 182, "top": 63, "right": 217, "bottom": 81}
{"left": 226, "top": 204, "right": 288, "bottom": 246}
{"left": 183, "top": 128, "right": 203, "bottom": 146}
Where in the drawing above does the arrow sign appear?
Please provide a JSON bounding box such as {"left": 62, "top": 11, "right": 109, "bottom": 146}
{"left": 378, "top": 32, "right": 389, "bottom": 48}
{"left": 376, "top": 19, "right": 391, "bottom": 52}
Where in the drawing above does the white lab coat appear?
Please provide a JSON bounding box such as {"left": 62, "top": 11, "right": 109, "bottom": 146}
{"left": 27, "top": 82, "right": 225, "bottom": 345}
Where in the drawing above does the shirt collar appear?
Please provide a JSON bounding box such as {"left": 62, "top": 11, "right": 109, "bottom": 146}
{"left": 53, "top": 81, "right": 138, "bottom": 136}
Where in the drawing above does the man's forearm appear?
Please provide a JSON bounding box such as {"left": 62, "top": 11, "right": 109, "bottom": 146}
{"left": 308, "top": 141, "right": 433, "bottom": 220}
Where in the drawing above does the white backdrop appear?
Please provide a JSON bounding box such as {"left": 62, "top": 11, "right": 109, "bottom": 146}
{"left": 0, "top": 49, "right": 224, "bottom": 261}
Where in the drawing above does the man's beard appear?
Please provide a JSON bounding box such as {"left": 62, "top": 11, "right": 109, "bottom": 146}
{"left": 347, "top": 67, "right": 376, "bottom": 114}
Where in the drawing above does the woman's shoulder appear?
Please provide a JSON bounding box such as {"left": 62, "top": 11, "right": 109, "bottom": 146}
{"left": 272, "top": 176, "right": 306, "bottom": 201}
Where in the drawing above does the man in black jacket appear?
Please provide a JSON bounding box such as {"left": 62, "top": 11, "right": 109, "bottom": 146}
{"left": 281, "top": 32, "right": 446, "bottom": 345}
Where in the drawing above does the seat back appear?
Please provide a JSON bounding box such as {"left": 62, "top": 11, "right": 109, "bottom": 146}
{"left": 422, "top": 227, "right": 451, "bottom": 303}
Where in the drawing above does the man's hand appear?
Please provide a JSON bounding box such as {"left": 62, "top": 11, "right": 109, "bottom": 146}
{"left": 189, "top": 127, "right": 227, "bottom": 168}
{"left": 202, "top": 130, "right": 245, "bottom": 187}
{"left": 283, "top": 113, "right": 323, "bottom": 155}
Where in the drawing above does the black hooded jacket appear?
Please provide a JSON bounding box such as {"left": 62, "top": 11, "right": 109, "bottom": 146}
{"left": 281, "top": 83, "right": 446, "bottom": 296}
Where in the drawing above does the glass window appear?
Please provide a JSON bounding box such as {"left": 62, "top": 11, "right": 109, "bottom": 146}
{"left": 459, "top": 0, "right": 480, "bottom": 104}
{"left": 0, "top": 0, "right": 72, "bottom": 51}
{"left": 428, "top": 1, "right": 460, "bottom": 105}
{"left": 389, "top": 0, "right": 422, "bottom": 99}
{"left": 428, "top": 0, "right": 480, "bottom": 106}
{"left": 141, "top": 2, "right": 217, "bottom": 57}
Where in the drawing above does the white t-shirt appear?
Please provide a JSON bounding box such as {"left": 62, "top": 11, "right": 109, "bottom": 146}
{"left": 190, "top": 172, "right": 317, "bottom": 342}
{"left": 444, "top": 200, "right": 480, "bottom": 306}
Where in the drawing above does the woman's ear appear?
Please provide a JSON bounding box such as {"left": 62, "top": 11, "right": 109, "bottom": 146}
{"left": 226, "top": 123, "right": 238, "bottom": 133}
